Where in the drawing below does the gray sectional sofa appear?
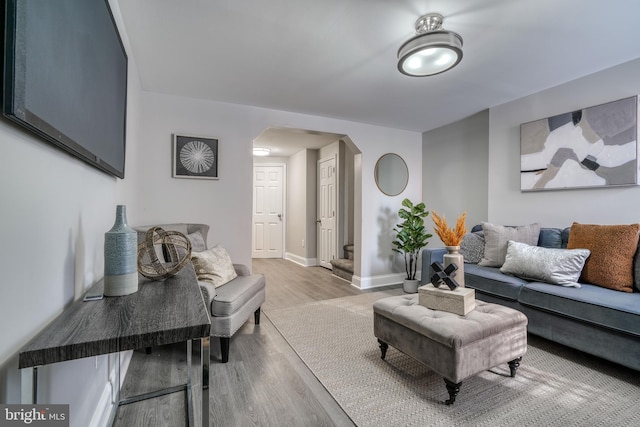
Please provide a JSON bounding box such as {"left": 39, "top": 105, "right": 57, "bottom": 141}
{"left": 421, "top": 225, "right": 640, "bottom": 372}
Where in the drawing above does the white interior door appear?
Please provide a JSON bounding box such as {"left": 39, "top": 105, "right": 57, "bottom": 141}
{"left": 317, "top": 156, "right": 337, "bottom": 268}
{"left": 252, "top": 165, "right": 284, "bottom": 258}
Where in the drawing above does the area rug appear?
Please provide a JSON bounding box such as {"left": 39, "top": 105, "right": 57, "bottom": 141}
{"left": 265, "top": 292, "right": 640, "bottom": 427}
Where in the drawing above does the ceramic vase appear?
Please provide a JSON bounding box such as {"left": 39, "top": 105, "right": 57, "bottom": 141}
{"left": 443, "top": 245, "right": 465, "bottom": 288}
{"left": 104, "top": 205, "right": 138, "bottom": 296}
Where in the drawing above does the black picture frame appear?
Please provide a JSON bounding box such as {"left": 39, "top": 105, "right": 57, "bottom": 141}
{"left": 173, "top": 134, "right": 219, "bottom": 179}
{"left": 2, "top": 0, "right": 128, "bottom": 178}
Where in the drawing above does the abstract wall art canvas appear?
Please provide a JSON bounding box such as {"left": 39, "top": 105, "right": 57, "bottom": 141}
{"left": 520, "top": 96, "right": 638, "bottom": 191}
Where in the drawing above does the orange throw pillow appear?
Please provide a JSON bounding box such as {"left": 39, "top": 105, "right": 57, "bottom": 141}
{"left": 567, "top": 222, "right": 640, "bottom": 292}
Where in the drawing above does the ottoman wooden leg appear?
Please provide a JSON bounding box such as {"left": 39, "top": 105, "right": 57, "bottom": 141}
{"left": 444, "top": 378, "right": 462, "bottom": 405}
{"left": 508, "top": 357, "right": 522, "bottom": 377}
{"left": 377, "top": 339, "right": 389, "bottom": 360}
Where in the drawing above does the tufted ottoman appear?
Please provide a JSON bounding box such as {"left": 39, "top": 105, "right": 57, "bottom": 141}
{"left": 373, "top": 294, "right": 528, "bottom": 404}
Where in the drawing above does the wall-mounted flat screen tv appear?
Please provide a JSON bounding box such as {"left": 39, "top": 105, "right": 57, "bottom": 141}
{"left": 2, "top": 0, "right": 128, "bottom": 178}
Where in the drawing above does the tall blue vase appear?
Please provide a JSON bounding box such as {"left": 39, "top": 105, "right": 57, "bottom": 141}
{"left": 104, "top": 205, "right": 138, "bottom": 296}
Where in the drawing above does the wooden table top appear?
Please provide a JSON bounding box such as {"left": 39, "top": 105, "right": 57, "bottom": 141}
{"left": 19, "top": 265, "right": 211, "bottom": 369}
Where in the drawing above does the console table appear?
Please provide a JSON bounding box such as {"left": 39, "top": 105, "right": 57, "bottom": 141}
{"left": 18, "top": 265, "right": 211, "bottom": 427}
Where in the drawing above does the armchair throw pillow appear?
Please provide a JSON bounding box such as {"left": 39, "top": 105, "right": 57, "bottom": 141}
{"left": 187, "top": 232, "right": 207, "bottom": 252}
{"left": 191, "top": 245, "right": 238, "bottom": 288}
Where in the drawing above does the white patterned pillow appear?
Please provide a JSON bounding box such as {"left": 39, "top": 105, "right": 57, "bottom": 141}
{"left": 191, "top": 245, "right": 237, "bottom": 288}
{"left": 478, "top": 222, "right": 541, "bottom": 267}
{"left": 500, "top": 240, "right": 590, "bottom": 287}
{"left": 460, "top": 232, "right": 485, "bottom": 264}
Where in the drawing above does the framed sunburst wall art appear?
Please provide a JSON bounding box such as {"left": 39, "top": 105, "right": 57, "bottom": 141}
{"left": 173, "top": 134, "right": 219, "bottom": 179}
{"left": 520, "top": 95, "right": 638, "bottom": 191}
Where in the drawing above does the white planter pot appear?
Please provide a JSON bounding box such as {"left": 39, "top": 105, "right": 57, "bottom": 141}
{"left": 403, "top": 279, "right": 420, "bottom": 293}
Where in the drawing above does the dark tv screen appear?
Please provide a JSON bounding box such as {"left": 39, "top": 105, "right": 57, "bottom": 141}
{"left": 2, "top": 0, "right": 128, "bottom": 178}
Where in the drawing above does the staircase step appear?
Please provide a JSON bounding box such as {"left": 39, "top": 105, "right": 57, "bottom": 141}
{"left": 344, "top": 244, "right": 354, "bottom": 260}
{"left": 330, "top": 258, "right": 354, "bottom": 282}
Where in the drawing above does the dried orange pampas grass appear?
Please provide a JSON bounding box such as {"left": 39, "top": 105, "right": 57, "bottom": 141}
{"left": 431, "top": 210, "right": 467, "bottom": 247}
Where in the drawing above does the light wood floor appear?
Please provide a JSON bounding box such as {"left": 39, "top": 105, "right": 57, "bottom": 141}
{"left": 114, "top": 259, "right": 402, "bottom": 427}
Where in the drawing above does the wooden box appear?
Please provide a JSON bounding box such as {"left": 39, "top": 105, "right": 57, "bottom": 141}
{"left": 418, "top": 283, "right": 476, "bottom": 315}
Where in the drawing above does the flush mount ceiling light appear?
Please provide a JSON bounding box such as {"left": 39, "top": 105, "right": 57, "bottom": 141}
{"left": 253, "top": 147, "right": 271, "bottom": 156}
{"left": 397, "top": 13, "right": 463, "bottom": 77}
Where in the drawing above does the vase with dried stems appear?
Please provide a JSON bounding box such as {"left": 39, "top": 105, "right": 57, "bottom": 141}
{"left": 431, "top": 211, "right": 468, "bottom": 287}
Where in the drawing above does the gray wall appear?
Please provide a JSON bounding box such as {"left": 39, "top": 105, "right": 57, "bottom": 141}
{"left": 422, "top": 110, "right": 490, "bottom": 245}
{"left": 424, "top": 57, "right": 640, "bottom": 236}
{"left": 306, "top": 149, "right": 319, "bottom": 258}
{"left": 488, "top": 58, "right": 640, "bottom": 227}
{"left": 286, "top": 149, "right": 318, "bottom": 262}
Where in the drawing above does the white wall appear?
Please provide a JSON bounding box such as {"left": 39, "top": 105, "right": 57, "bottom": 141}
{"left": 0, "top": 8, "right": 417, "bottom": 421}
{"left": 488, "top": 58, "right": 640, "bottom": 227}
{"left": 285, "top": 149, "right": 314, "bottom": 263}
{"left": 305, "top": 149, "right": 319, "bottom": 259}
{"left": 127, "top": 91, "right": 422, "bottom": 285}
{"left": 0, "top": 3, "right": 142, "bottom": 426}
{"left": 423, "top": 110, "right": 490, "bottom": 244}
{"left": 0, "top": 118, "right": 121, "bottom": 414}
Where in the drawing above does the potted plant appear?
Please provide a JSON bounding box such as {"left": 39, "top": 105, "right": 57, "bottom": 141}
{"left": 392, "top": 198, "right": 432, "bottom": 293}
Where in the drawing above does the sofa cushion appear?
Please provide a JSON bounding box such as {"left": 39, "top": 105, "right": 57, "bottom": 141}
{"left": 634, "top": 242, "right": 640, "bottom": 292}
{"left": 567, "top": 222, "right": 640, "bottom": 292}
{"left": 211, "top": 273, "right": 266, "bottom": 316}
{"left": 500, "top": 241, "right": 590, "bottom": 287}
{"left": 537, "top": 228, "right": 563, "bottom": 248}
{"left": 460, "top": 231, "right": 484, "bottom": 264}
{"left": 478, "top": 222, "right": 541, "bottom": 267}
{"left": 518, "top": 282, "right": 640, "bottom": 336}
{"left": 191, "top": 245, "right": 238, "bottom": 288}
{"left": 188, "top": 232, "right": 207, "bottom": 252}
{"left": 464, "top": 264, "right": 528, "bottom": 301}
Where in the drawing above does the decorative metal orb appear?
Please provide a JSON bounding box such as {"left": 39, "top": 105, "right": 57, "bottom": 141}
{"left": 137, "top": 227, "right": 192, "bottom": 280}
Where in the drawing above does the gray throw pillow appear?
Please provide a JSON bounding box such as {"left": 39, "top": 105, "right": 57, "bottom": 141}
{"left": 500, "top": 240, "right": 590, "bottom": 287}
{"left": 459, "top": 232, "right": 484, "bottom": 264}
{"left": 188, "top": 232, "right": 207, "bottom": 252}
{"left": 478, "top": 222, "right": 541, "bottom": 267}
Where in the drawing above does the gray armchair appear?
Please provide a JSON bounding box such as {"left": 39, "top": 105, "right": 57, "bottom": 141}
{"left": 134, "top": 223, "right": 266, "bottom": 363}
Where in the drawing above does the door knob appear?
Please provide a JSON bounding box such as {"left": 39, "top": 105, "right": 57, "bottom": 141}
{"left": 316, "top": 219, "right": 321, "bottom": 224}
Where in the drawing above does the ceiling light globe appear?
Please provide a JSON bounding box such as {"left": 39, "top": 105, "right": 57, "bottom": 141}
{"left": 397, "top": 25, "right": 463, "bottom": 77}
{"left": 253, "top": 147, "right": 271, "bottom": 156}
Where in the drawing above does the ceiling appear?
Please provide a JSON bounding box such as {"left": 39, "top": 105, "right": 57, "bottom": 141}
{"left": 253, "top": 127, "right": 346, "bottom": 158}
{"left": 118, "top": 0, "right": 640, "bottom": 155}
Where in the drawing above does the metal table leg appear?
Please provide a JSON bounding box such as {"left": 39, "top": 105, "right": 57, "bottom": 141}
{"left": 21, "top": 366, "right": 37, "bottom": 404}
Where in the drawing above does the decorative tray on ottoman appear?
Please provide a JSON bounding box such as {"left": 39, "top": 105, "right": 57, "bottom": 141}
{"left": 418, "top": 284, "right": 475, "bottom": 315}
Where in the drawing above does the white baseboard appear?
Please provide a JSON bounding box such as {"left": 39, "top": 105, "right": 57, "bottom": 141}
{"left": 284, "top": 252, "right": 318, "bottom": 267}
{"left": 351, "top": 273, "right": 406, "bottom": 290}
{"left": 88, "top": 351, "right": 133, "bottom": 427}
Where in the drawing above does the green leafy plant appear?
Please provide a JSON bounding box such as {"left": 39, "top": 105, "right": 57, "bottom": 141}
{"left": 392, "top": 198, "right": 432, "bottom": 280}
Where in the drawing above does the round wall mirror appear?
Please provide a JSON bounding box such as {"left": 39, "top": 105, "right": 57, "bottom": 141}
{"left": 375, "top": 153, "right": 409, "bottom": 196}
